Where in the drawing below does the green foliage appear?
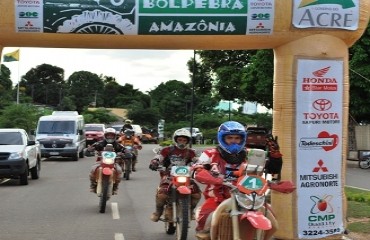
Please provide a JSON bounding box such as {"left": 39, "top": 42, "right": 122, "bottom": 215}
{"left": 67, "top": 71, "right": 104, "bottom": 113}
{"left": 345, "top": 187, "right": 370, "bottom": 203}
{"left": 82, "top": 108, "right": 118, "bottom": 124}
{"left": 345, "top": 187, "right": 370, "bottom": 234}
{"left": 21, "top": 63, "right": 65, "bottom": 106}
{"left": 0, "top": 104, "right": 43, "bottom": 132}
{"left": 127, "top": 107, "right": 160, "bottom": 128}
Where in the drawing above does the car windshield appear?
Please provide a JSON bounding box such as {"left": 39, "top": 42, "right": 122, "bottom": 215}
{"left": 85, "top": 126, "right": 104, "bottom": 131}
{"left": 37, "top": 121, "right": 75, "bottom": 134}
{"left": 111, "top": 126, "right": 122, "bottom": 132}
{"left": 0, "top": 132, "right": 23, "bottom": 145}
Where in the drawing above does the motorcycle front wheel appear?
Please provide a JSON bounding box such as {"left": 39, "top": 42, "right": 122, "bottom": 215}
{"left": 125, "top": 158, "right": 131, "bottom": 180}
{"left": 99, "top": 175, "right": 110, "bottom": 213}
{"left": 175, "top": 196, "right": 190, "bottom": 240}
{"left": 359, "top": 157, "right": 370, "bottom": 169}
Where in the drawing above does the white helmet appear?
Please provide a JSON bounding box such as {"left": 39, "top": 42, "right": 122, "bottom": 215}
{"left": 173, "top": 129, "right": 191, "bottom": 149}
{"left": 125, "top": 119, "right": 132, "bottom": 124}
{"left": 104, "top": 128, "right": 116, "bottom": 143}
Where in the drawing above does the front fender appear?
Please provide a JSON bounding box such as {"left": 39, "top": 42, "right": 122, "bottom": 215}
{"left": 177, "top": 186, "right": 191, "bottom": 195}
{"left": 240, "top": 211, "right": 272, "bottom": 230}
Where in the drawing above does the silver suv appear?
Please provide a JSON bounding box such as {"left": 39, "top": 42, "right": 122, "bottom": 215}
{"left": 182, "top": 127, "right": 203, "bottom": 144}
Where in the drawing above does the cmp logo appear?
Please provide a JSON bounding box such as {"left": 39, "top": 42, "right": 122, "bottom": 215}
{"left": 310, "top": 194, "right": 334, "bottom": 214}
{"left": 298, "top": 0, "right": 356, "bottom": 9}
{"left": 312, "top": 99, "right": 332, "bottom": 111}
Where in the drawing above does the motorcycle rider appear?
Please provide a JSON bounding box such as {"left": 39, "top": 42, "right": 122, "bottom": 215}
{"left": 193, "top": 121, "right": 278, "bottom": 240}
{"left": 148, "top": 128, "right": 202, "bottom": 222}
{"left": 121, "top": 119, "right": 133, "bottom": 132}
{"left": 118, "top": 128, "right": 142, "bottom": 172}
{"left": 88, "top": 127, "right": 124, "bottom": 195}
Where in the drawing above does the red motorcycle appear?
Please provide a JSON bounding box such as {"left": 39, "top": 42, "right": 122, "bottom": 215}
{"left": 158, "top": 165, "right": 193, "bottom": 240}
{"left": 93, "top": 145, "right": 119, "bottom": 213}
{"left": 196, "top": 148, "right": 295, "bottom": 240}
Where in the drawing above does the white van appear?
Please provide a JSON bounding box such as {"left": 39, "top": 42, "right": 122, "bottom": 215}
{"left": 35, "top": 111, "right": 86, "bottom": 161}
{"left": 131, "top": 124, "right": 143, "bottom": 139}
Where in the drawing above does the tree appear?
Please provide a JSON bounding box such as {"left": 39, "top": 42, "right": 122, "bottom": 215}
{"left": 66, "top": 71, "right": 104, "bottom": 113}
{"left": 0, "top": 64, "right": 14, "bottom": 108}
{"left": 0, "top": 104, "right": 42, "bottom": 132}
{"left": 21, "top": 64, "right": 65, "bottom": 106}
{"left": 149, "top": 80, "right": 192, "bottom": 122}
{"left": 349, "top": 22, "right": 370, "bottom": 123}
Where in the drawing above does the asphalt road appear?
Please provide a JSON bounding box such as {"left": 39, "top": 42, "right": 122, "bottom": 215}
{"left": 0, "top": 144, "right": 198, "bottom": 240}
{"left": 0, "top": 145, "right": 368, "bottom": 240}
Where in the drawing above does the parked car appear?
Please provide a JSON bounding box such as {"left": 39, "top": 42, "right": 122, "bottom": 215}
{"left": 85, "top": 123, "right": 105, "bottom": 145}
{"left": 245, "top": 127, "right": 268, "bottom": 149}
{"left": 111, "top": 124, "right": 123, "bottom": 138}
{"left": 0, "top": 128, "right": 41, "bottom": 185}
{"left": 182, "top": 127, "right": 203, "bottom": 144}
{"left": 141, "top": 127, "right": 159, "bottom": 144}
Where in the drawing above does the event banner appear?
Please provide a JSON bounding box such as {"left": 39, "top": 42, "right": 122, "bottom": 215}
{"left": 14, "top": 0, "right": 274, "bottom": 35}
{"left": 295, "top": 59, "right": 345, "bottom": 239}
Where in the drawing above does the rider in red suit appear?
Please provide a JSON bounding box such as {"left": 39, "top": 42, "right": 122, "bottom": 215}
{"left": 148, "top": 128, "right": 201, "bottom": 222}
{"left": 193, "top": 121, "right": 278, "bottom": 240}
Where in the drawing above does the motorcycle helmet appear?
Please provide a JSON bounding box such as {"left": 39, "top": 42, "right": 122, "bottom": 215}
{"left": 124, "top": 129, "right": 135, "bottom": 139}
{"left": 173, "top": 129, "right": 191, "bottom": 149}
{"left": 104, "top": 128, "right": 116, "bottom": 144}
{"left": 217, "top": 121, "right": 247, "bottom": 154}
{"left": 125, "top": 119, "right": 132, "bottom": 124}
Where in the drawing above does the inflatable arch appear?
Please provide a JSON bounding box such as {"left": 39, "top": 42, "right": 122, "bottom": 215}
{"left": 1, "top": 0, "right": 369, "bottom": 239}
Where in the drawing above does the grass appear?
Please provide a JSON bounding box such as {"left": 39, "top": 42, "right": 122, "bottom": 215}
{"left": 345, "top": 187, "right": 370, "bottom": 234}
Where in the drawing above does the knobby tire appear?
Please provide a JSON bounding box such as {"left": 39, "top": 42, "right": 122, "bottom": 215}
{"left": 99, "top": 175, "right": 110, "bottom": 213}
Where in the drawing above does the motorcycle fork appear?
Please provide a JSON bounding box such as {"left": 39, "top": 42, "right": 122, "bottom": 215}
{"left": 230, "top": 192, "right": 241, "bottom": 240}
{"left": 170, "top": 186, "right": 177, "bottom": 222}
{"left": 96, "top": 168, "right": 115, "bottom": 196}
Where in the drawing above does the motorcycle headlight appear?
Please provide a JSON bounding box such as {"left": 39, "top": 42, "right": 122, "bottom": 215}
{"left": 235, "top": 193, "right": 265, "bottom": 210}
{"left": 176, "top": 176, "right": 188, "bottom": 183}
{"left": 102, "top": 157, "right": 115, "bottom": 165}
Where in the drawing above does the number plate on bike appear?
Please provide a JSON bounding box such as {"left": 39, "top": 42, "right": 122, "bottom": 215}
{"left": 170, "top": 166, "right": 191, "bottom": 177}
{"left": 237, "top": 175, "right": 268, "bottom": 195}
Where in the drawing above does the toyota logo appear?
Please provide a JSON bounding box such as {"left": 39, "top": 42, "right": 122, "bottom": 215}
{"left": 312, "top": 99, "right": 332, "bottom": 111}
{"left": 52, "top": 143, "right": 57, "bottom": 148}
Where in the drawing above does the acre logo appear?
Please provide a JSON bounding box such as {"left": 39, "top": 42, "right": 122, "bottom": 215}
{"left": 298, "top": 0, "right": 355, "bottom": 9}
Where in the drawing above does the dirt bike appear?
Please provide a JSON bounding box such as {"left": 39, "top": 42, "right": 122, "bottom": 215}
{"left": 121, "top": 145, "right": 134, "bottom": 180}
{"left": 157, "top": 164, "right": 193, "bottom": 240}
{"left": 358, "top": 155, "right": 370, "bottom": 169}
{"left": 94, "top": 146, "right": 119, "bottom": 213}
{"left": 196, "top": 148, "right": 295, "bottom": 240}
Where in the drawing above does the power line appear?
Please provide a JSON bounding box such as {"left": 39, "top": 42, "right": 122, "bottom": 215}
{"left": 350, "top": 68, "right": 370, "bottom": 83}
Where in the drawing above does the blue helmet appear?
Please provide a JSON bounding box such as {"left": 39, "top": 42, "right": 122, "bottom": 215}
{"left": 217, "top": 121, "right": 247, "bottom": 154}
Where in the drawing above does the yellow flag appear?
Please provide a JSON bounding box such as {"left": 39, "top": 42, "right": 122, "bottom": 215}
{"left": 3, "top": 49, "right": 20, "bottom": 62}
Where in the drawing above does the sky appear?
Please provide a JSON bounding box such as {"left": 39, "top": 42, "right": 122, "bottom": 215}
{"left": 1, "top": 47, "right": 195, "bottom": 93}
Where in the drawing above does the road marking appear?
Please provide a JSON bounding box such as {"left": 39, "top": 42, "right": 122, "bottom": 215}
{"left": 114, "top": 233, "right": 124, "bottom": 240}
{"left": 0, "top": 178, "right": 10, "bottom": 184}
{"left": 111, "top": 202, "right": 120, "bottom": 219}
